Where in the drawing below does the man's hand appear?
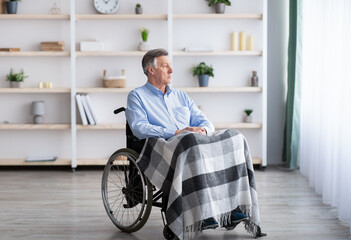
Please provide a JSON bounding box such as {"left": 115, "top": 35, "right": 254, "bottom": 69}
{"left": 175, "top": 127, "right": 207, "bottom": 136}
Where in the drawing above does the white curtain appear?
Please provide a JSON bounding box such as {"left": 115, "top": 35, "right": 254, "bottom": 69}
{"left": 299, "top": 0, "right": 351, "bottom": 232}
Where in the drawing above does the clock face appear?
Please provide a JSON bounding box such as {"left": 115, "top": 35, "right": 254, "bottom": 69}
{"left": 94, "top": 0, "right": 119, "bottom": 14}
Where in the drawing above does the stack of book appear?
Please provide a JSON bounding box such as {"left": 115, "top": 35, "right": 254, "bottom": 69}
{"left": 0, "top": 48, "right": 20, "bottom": 52}
{"left": 40, "top": 41, "right": 64, "bottom": 52}
{"left": 76, "top": 94, "right": 99, "bottom": 125}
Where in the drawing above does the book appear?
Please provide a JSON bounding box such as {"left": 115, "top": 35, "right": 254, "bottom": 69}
{"left": 80, "top": 94, "right": 96, "bottom": 125}
{"left": 75, "top": 94, "right": 88, "bottom": 125}
{"left": 26, "top": 156, "right": 57, "bottom": 162}
{"left": 0, "top": 48, "right": 20, "bottom": 52}
{"left": 40, "top": 41, "right": 64, "bottom": 46}
{"left": 0, "top": 0, "right": 5, "bottom": 14}
{"left": 41, "top": 46, "right": 64, "bottom": 52}
{"left": 40, "top": 41, "right": 65, "bottom": 51}
{"left": 84, "top": 95, "right": 99, "bottom": 125}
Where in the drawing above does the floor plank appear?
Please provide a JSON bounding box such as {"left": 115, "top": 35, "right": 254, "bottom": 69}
{"left": 0, "top": 167, "right": 350, "bottom": 240}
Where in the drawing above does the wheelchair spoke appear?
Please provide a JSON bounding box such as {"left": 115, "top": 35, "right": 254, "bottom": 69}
{"left": 102, "top": 149, "right": 152, "bottom": 232}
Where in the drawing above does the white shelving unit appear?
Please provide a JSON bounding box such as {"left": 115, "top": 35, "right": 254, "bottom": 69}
{"left": 0, "top": 0, "right": 267, "bottom": 168}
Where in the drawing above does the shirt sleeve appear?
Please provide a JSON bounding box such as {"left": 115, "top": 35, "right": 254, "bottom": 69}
{"left": 125, "top": 91, "right": 175, "bottom": 139}
{"left": 184, "top": 91, "right": 215, "bottom": 134}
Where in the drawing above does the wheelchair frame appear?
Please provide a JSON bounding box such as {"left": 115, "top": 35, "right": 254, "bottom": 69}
{"left": 101, "top": 107, "right": 176, "bottom": 240}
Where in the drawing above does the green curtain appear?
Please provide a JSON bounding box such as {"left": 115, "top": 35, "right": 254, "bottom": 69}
{"left": 282, "top": 0, "right": 302, "bottom": 169}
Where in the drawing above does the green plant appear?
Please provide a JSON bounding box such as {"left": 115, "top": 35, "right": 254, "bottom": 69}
{"left": 191, "top": 62, "right": 214, "bottom": 77}
{"left": 244, "top": 109, "right": 253, "bottom": 116}
{"left": 206, "top": 0, "right": 231, "bottom": 6}
{"left": 136, "top": 3, "right": 141, "bottom": 8}
{"left": 140, "top": 28, "right": 149, "bottom": 42}
{"left": 6, "top": 68, "right": 28, "bottom": 82}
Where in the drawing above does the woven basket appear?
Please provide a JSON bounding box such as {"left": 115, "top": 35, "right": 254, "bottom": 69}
{"left": 103, "top": 78, "right": 126, "bottom": 88}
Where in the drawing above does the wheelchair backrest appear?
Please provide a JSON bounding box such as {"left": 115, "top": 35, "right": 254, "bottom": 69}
{"left": 114, "top": 107, "right": 146, "bottom": 154}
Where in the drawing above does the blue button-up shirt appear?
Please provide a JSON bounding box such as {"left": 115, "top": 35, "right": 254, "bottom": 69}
{"left": 126, "top": 82, "right": 215, "bottom": 139}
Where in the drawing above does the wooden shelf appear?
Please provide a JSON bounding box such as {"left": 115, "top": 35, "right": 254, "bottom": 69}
{"left": 0, "top": 88, "right": 70, "bottom": 93}
{"left": 173, "top": 13, "right": 263, "bottom": 20}
{"left": 75, "top": 14, "right": 167, "bottom": 20}
{"left": 0, "top": 51, "right": 261, "bottom": 57}
{"left": 252, "top": 158, "right": 262, "bottom": 165}
{"left": 77, "top": 157, "right": 262, "bottom": 166}
{"left": 76, "top": 87, "right": 132, "bottom": 93}
{"left": 76, "top": 51, "right": 144, "bottom": 57}
{"left": 0, "top": 157, "right": 261, "bottom": 167}
{"left": 0, "top": 158, "right": 71, "bottom": 166}
{"left": 77, "top": 158, "right": 108, "bottom": 166}
{"left": 180, "top": 87, "right": 262, "bottom": 93}
{"left": 0, "top": 124, "right": 70, "bottom": 130}
{"left": 0, "top": 14, "right": 70, "bottom": 20}
{"left": 76, "top": 122, "right": 261, "bottom": 130}
{"left": 0, "top": 51, "right": 70, "bottom": 57}
{"left": 0, "top": 13, "right": 261, "bottom": 20}
{"left": 214, "top": 122, "right": 262, "bottom": 129}
{"left": 173, "top": 50, "right": 262, "bottom": 56}
{"left": 77, "top": 123, "right": 124, "bottom": 130}
{"left": 76, "top": 87, "right": 261, "bottom": 93}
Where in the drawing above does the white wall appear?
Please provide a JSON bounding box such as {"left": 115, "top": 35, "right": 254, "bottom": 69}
{"left": 0, "top": 0, "right": 286, "bottom": 165}
{"left": 267, "top": 0, "right": 288, "bottom": 165}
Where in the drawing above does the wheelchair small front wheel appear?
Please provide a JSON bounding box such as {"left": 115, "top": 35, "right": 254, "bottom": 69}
{"left": 163, "top": 225, "right": 178, "bottom": 240}
{"left": 101, "top": 148, "right": 153, "bottom": 233}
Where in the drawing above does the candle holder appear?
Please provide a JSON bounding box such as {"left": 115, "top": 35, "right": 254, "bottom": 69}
{"left": 31, "top": 101, "right": 46, "bottom": 124}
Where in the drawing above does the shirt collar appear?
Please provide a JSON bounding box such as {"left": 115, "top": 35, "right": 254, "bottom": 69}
{"left": 145, "top": 81, "right": 172, "bottom": 96}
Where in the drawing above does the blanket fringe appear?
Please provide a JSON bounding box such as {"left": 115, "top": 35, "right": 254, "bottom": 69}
{"left": 183, "top": 208, "right": 256, "bottom": 240}
{"left": 240, "top": 205, "right": 260, "bottom": 237}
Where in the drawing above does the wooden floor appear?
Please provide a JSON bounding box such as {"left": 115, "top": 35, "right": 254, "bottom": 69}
{"left": 0, "top": 166, "right": 350, "bottom": 240}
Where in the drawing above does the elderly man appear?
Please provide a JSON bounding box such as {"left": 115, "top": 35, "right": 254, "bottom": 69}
{"left": 126, "top": 49, "right": 263, "bottom": 240}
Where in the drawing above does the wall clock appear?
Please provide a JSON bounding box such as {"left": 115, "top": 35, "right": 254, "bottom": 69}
{"left": 94, "top": 0, "right": 119, "bottom": 14}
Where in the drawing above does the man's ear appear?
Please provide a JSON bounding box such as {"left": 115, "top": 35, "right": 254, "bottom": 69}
{"left": 148, "top": 66, "right": 154, "bottom": 75}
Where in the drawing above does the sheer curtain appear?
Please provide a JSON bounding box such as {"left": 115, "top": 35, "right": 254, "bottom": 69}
{"left": 299, "top": 0, "right": 351, "bottom": 232}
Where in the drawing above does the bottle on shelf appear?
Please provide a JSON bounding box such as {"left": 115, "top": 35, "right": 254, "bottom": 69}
{"left": 251, "top": 71, "right": 258, "bottom": 87}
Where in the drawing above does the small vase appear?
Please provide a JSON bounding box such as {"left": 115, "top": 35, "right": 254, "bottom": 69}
{"left": 10, "top": 81, "right": 21, "bottom": 88}
{"left": 214, "top": 3, "right": 225, "bottom": 14}
{"left": 138, "top": 41, "right": 151, "bottom": 51}
{"left": 198, "top": 75, "right": 209, "bottom": 87}
{"left": 135, "top": 7, "right": 143, "bottom": 14}
{"left": 6, "top": 1, "right": 18, "bottom": 14}
{"left": 33, "top": 115, "right": 44, "bottom": 124}
{"left": 251, "top": 71, "right": 258, "bottom": 87}
{"left": 244, "top": 115, "right": 252, "bottom": 123}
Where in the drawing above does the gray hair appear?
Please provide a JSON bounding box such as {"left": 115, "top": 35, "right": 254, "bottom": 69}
{"left": 142, "top": 48, "right": 169, "bottom": 76}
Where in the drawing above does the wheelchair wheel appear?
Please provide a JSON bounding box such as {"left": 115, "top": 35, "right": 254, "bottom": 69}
{"left": 101, "top": 148, "right": 153, "bottom": 233}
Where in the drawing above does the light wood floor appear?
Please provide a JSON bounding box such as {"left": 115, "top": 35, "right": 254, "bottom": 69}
{"left": 0, "top": 166, "right": 350, "bottom": 240}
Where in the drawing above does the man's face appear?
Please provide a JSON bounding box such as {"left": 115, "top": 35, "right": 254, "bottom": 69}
{"left": 150, "top": 56, "right": 173, "bottom": 85}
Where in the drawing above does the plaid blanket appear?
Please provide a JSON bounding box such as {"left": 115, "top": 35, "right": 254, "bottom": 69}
{"left": 137, "top": 129, "right": 262, "bottom": 240}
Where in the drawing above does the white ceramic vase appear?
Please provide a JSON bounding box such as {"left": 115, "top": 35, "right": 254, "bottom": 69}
{"left": 244, "top": 115, "right": 252, "bottom": 123}
{"left": 138, "top": 41, "right": 151, "bottom": 51}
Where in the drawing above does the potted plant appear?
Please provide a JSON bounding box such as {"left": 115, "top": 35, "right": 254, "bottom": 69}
{"left": 6, "top": 68, "right": 28, "bottom": 88}
{"left": 138, "top": 28, "right": 151, "bottom": 51}
{"left": 6, "top": 0, "right": 21, "bottom": 14}
{"left": 135, "top": 3, "right": 143, "bottom": 14}
{"left": 206, "top": 0, "right": 231, "bottom": 14}
{"left": 191, "top": 62, "right": 214, "bottom": 87}
{"left": 244, "top": 109, "right": 253, "bottom": 123}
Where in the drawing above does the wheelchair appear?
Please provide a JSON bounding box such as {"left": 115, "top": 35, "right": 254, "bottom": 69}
{"left": 101, "top": 107, "right": 176, "bottom": 240}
